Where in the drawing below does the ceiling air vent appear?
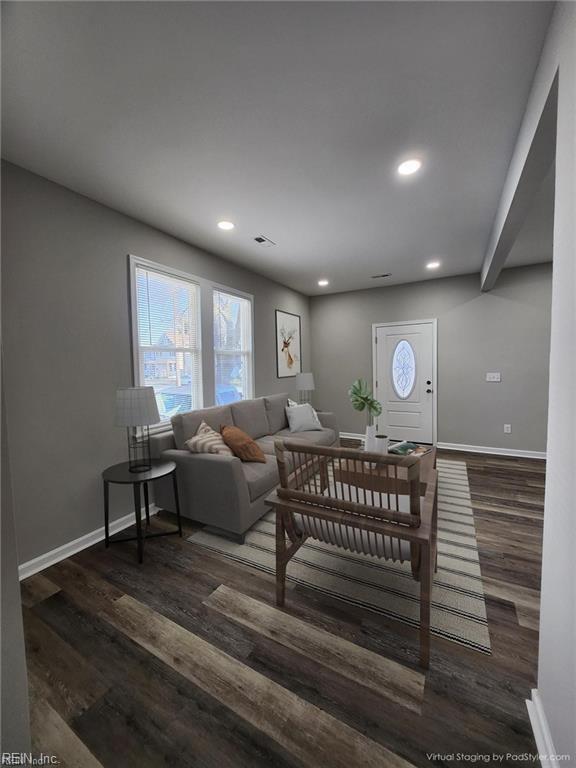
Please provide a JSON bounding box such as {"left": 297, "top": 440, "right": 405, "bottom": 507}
{"left": 371, "top": 273, "right": 392, "bottom": 279}
{"left": 254, "top": 235, "right": 276, "bottom": 248}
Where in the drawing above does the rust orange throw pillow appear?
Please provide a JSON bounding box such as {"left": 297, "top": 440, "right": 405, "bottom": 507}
{"left": 221, "top": 425, "right": 267, "bottom": 463}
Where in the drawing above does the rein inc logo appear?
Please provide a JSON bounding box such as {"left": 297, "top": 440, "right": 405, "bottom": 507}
{"left": 1, "top": 756, "right": 59, "bottom": 766}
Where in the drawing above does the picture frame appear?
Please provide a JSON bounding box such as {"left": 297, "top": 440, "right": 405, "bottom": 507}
{"left": 275, "top": 310, "right": 302, "bottom": 378}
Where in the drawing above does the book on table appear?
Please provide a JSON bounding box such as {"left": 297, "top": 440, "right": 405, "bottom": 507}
{"left": 388, "top": 441, "right": 430, "bottom": 456}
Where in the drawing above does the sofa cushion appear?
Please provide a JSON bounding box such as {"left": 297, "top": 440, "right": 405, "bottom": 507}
{"left": 221, "top": 425, "right": 266, "bottom": 463}
{"left": 264, "top": 393, "right": 289, "bottom": 434}
{"left": 254, "top": 436, "right": 297, "bottom": 475}
{"left": 231, "top": 398, "right": 269, "bottom": 439}
{"left": 255, "top": 435, "right": 277, "bottom": 455}
{"left": 241, "top": 455, "right": 280, "bottom": 501}
{"left": 185, "top": 421, "right": 233, "bottom": 456}
{"left": 285, "top": 403, "right": 323, "bottom": 432}
{"left": 171, "top": 406, "right": 234, "bottom": 450}
{"left": 275, "top": 427, "right": 336, "bottom": 447}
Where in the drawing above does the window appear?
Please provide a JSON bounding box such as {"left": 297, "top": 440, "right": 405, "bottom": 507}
{"left": 130, "top": 257, "right": 254, "bottom": 418}
{"left": 213, "top": 289, "right": 253, "bottom": 404}
{"left": 133, "top": 261, "right": 202, "bottom": 423}
{"left": 391, "top": 339, "right": 416, "bottom": 399}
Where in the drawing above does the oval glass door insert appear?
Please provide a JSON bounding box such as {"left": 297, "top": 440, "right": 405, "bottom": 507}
{"left": 391, "top": 339, "right": 416, "bottom": 399}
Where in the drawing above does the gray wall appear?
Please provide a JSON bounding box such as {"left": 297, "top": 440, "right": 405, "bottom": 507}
{"left": 310, "top": 264, "right": 552, "bottom": 450}
{"left": 1, "top": 387, "right": 31, "bottom": 751}
{"left": 2, "top": 162, "right": 310, "bottom": 563}
{"left": 535, "top": 4, "right": 576, "bottom": 757}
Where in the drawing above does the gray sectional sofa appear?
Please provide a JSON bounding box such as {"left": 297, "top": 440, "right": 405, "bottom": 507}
{"left": 150, "top": 393, "right": 339, "bottom": 541}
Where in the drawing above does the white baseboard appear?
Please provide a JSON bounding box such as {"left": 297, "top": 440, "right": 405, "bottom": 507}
{"left": 18, "top": 505, "right": 160, "bottom": 581}
{"left": 526, "top": 689, "right": 559, "bottom": 768}
{"left": 437, "top": 442, "right": 546, "bottom": 460}
{"left": 341, "top": 433, "right": 545, "bottom": 459}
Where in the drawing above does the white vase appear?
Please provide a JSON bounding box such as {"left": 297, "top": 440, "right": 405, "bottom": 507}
{"left": 374, "top": 434, "right": 389, "bottom": 454}
{"left": 365, "top": 424, "right": 377, "bottom": 452}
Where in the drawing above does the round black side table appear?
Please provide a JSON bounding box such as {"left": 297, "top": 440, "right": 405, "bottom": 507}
{"left": 102, "top": 459, "right": 182, "bottom": 564}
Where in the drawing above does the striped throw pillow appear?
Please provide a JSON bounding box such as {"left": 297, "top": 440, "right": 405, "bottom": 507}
{"left": 185, "top": 421, "right": 234, "bottom": 456}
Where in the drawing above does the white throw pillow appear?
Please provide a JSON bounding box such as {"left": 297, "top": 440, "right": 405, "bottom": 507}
{"left": 285, "top": 403, "right": 323, "bottom": 432}
{"left": 185, "top": 421, "right": 233, "bottom": 456}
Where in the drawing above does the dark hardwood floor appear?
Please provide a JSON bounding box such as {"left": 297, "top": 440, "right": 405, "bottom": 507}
{"left": 21, "top": 450, "right": 544, "bottom": 767}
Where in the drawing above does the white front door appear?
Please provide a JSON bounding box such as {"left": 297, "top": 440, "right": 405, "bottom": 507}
{"left": 373, "top": 320, "right": 436, "bottom": 444}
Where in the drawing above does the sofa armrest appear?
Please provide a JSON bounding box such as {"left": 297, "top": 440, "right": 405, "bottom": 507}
{"left": 316, "top": 411, "right": 339, "bottom": 435}
{"left": 158, "top": 449, "right": 251, "bottom": 531}
{"left": 150, "top": 430, "right": 176, "bottom": 458}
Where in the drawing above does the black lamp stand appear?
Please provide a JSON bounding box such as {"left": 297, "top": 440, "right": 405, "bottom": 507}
{"left": 127, "top": 426, "right": 152, "bottom": 473}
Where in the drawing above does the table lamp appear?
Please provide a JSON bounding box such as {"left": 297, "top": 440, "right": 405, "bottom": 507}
{"left": 296, "top": 372, "right": 315, "bottom": 405}
{"left": 115, "top": 386, "right": 160, "bottom": 472}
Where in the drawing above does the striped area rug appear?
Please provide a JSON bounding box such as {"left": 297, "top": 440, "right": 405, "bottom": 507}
{"left": 189, "top": 458, "right": 491, "bottom": 654}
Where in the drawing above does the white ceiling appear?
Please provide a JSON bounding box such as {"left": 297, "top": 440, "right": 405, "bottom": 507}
{"left": 2, "top": 2, "right": 553, "bottom": 295}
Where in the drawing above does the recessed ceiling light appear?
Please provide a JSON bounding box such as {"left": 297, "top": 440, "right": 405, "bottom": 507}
{"left": 217, "top": 220, "right": 235, "bottom": 231}
{"left": 426, "top": 261, "right": 441, "bottom": 270}
{"left": 318, "top": 279, "right": 329, "bottom": 287}
{"left": 397, "top": 159, "right": 422, "bottom": 176}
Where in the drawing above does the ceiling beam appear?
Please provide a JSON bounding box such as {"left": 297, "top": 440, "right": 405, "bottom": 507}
{"left": 481, "top": 78, "right": 557, "bottom": 292}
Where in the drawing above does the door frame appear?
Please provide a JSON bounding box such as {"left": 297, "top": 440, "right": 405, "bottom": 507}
{"left": 372, "top": 318, "right": 438, "bottom": 445}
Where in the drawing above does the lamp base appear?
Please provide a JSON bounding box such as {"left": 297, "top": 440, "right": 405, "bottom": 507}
{"left": 127, "top": 427, "right": 152, "bottom": 473}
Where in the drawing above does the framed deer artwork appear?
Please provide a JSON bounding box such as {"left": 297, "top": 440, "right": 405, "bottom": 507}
{"left": 275, "top": 310, "right": 302, "bottom": 378}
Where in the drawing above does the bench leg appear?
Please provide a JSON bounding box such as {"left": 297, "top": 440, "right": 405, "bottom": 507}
{"left": 276, "top": 513, "right": 287, "bottom": 607}
{"left": 419, "top": 543, "right": 432, "bottom": 669}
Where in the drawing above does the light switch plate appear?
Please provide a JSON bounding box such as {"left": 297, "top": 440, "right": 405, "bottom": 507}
{"left": 486, "top": 372, "right": 501, "bottom": 382}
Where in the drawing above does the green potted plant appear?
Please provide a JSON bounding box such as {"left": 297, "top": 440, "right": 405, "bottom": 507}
{"left": 348, "top": 379, "right": 383, "bottom": 451}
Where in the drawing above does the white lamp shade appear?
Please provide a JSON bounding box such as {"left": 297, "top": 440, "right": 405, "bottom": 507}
{"left": 296, "top": 372, "right": 315, "bottom": 391}
{"left": 115, "top": 386, "right": 160, "bottom": 427}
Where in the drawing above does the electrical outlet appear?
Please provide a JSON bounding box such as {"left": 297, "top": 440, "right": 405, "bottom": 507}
{"left": 504, "top": 424, "right": 512, "bottom": 434}
{"left": 486, "top": 372, "right": 501, "bottom": 382}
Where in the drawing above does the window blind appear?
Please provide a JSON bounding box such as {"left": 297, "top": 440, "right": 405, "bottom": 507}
{"left": 213, "top": 289, "right": 253, "bottom": 405}
{"left": 134, "top": 264, "right": 202, "bottom": 423}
